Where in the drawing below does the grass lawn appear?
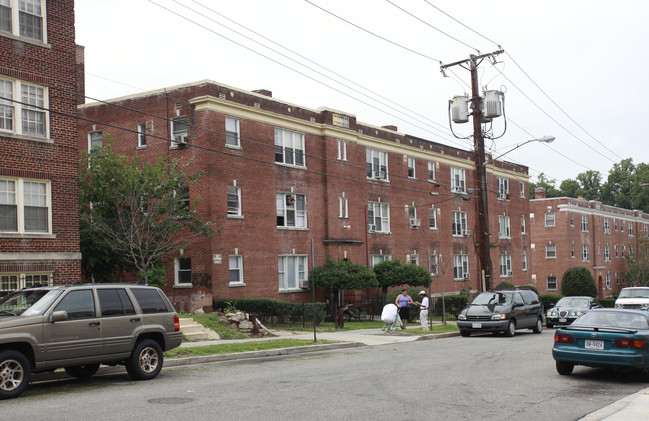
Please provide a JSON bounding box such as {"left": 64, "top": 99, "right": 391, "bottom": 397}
{"left": 164, "top": 339, "right": 334, "bottom": 358}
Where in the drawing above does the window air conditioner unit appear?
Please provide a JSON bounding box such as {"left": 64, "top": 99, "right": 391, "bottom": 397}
{"left": 604, "top": 228, "right": 611, "bottom": 234}
{"left": 368, "top": 224, "right": 376, "bottom": 232}
{"left": 462, "top": 229, "right": 470, "bottom": 236}
{"left": 298, "top": 280, "right": 309, "bottom": 289}
{"left": 410, "top": 218, "right": 421, "bottom": 227}
{"left": 507, "top": 271, "right": 513, "bottom": 277}
{"left": 374, "top": 171, "right": 385, "bottom": 179}
{"left": 463, "top": 273, "right": 470, "bottom": 280}
{"left": 174, "top": 135, "right": 188, "bottom": 145}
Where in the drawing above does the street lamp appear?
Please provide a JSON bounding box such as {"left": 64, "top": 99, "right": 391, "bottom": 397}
{"left": 486, "top": 136, "right": 555, "bottom": 165}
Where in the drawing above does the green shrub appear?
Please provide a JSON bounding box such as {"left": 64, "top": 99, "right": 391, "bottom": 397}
{"left": 598, "top": 298, "right": 615, "bottom": 308}
{"left": 540, "top": 294, "right": 563, "bottom": 310}
{"left": 562, "top": 267, "right": 598, "bottom": 297}
{"left": 386, "top": 287, "right": 428, "bottom": 321}
{"left": 495, "top": 281, "right": 515, "bottom": 290}
{"left": 213, "top": 298, "right": 326, "bottom": 325}
{"left": 516, "top": 284, "right": 540, "bottom": 296}
{"left": 434, "top": 295, "right": 468, "bottom": 317}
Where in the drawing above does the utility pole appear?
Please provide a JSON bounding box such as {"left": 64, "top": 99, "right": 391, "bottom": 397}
{"left": 441, "top": 49, "right": 503, "bottom": 292}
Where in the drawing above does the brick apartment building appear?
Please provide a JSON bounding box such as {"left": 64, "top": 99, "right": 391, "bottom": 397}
{"left": 0, "top": 0, "right": 82, "bottom": 296}
{"left": 530, "top": 188, "right": 649, "bottom": 296}
{"left": 77, "top": 80, "right": 533, "bottom": 312}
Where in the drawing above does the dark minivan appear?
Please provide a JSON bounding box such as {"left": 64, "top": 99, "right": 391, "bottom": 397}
{"left": 457, "top": 289, "right": 544, "bottom": 337}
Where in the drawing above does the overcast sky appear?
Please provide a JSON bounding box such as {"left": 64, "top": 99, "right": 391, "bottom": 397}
{"left": 75, "top": 0, "right": 649, "bottom": 184}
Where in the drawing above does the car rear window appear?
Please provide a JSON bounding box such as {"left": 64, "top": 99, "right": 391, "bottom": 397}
{"left": 130, "top": 288, "right": 169, "bottom": 314}
{"left": 98, "top": 289, "right": 136, "bottom": 317}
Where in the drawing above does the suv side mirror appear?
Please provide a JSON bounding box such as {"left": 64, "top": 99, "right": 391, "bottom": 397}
{"left": 51, "top": 311, "right": 68, "bottom": 323}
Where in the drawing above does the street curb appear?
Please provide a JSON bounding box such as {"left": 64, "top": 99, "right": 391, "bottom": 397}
{"left": 416, "top": 331, "right": 461, "bottom": 340}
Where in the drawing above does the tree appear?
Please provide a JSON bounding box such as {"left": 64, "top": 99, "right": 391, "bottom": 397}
{"left": 624, "top": 236, "right": 649, "bottom": 286}
{"left": 79, "top": 143, "right": 216, "bottom": 286}
{"left": 561, "top": 267, "right": 598, "bottom": 297}
{"left": 309, "top": 256, "right": 378, "bottom": 291}
{"left": 631, "top": 162, "right": 649, "bottom": 213}
{"left": 601, "top": 158, "right": 635, "bottom": 209}
{"left": 373, "top": 259, "right": 431, "bottom": 302}
{"left": 529, "top": 173, "right": 561, "bottom": 199}
{"left": 576, "top": 170, "right": 602, "bottom": 200}
{"left": 559, "top": 179, "right": 580, "bottom": 198}
{"left": 494, "top": 281, "right": 515, "bottom": 290}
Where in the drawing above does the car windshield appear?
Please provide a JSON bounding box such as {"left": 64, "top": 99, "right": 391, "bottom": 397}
{"left": 573, "top": 311, "right": 649, "bottom": 330}
{"left": 556, "top": 297, "right": 589, "bottom": 308}
{"left": 471, "top": 292, "right": 512, "bottom": 306}
{"left": 0, "top": 289, "right": 62, "bottom": 317}
{"left": 618, "top": 289, "right": 649, "bottom": 299}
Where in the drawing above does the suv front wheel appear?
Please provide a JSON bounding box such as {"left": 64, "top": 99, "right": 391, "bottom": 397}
{"left": 126, "top": 339, "right": 164, "bottom": 380}
{"left": 0, "top": 350, "right": 31, "bottom": 400}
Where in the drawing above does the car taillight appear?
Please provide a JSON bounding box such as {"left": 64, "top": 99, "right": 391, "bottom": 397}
{"left": 554, "top": 333, "right": 573, "bottom": 343}
{"left": 615, "top": 338, "right": 646, "bottom": 349}
{"left": 174, "top": 315, "right": 180, "bottom": 332}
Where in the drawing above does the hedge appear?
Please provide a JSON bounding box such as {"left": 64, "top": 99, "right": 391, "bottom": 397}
{"left": 213, "top": 298, "right": 326, "bottom": 324}
{"left": 540, "top": 294, "right": 563, "bottom": 311}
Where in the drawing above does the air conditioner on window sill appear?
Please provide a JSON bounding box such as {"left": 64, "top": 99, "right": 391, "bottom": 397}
{"left": 174, "top": 135, "right": 188, "bottom": 145}
{"left": 463, "top": 273, "right": 470, "bottom": 280}
{"left": 604, "top": 228, "right": 611, "bottom": 234}
{"left": 373, "top": 171, "right": 385, "bottom": 179}
{"left": 368, "top": 224, "right": 376, "bottom": 232}
{"left": 507, "top": 271, "right": 513, "bottom": 277}
{"left": 462, "top": 229, "right": 470, "bottom": 236}
{"left": 298, "top": 280, "right": 309, "bottom": 289}
{"left": 410, "top": 218, "right": 421, "bottom": 227}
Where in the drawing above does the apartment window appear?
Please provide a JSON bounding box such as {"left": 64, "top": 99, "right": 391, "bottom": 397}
{"left": 175, "top": 256, "right": 191, "bottom": 285}
{"left": 569, "top": 213, "right": 574, "bottom": 226}
{"left": 0, "top": 0, "right": 45, "bottom": 41}
{"left": 522, "top": 252, "right": 527, "bottom": 271}
{"left": 581, "top": 214, "right": 589, "bottom": 232}
{"left": 370, "top": 255, "right": 391, "bottom": 268}
{"left": 0, "top": 78, "right": 48, "bottom": 138}
{"left": 229, "top": 255, "right": 243, "bottom": 285}
{"left": 521, "top": 215, "right": 526, "bottom": 235}
{"left": 547, "top": 276, "right": 557, "bottom": 291}
{"left": 604, "top": 218, "right": 610, "bottom": 234}
{"left": 227, "top": 186, "right": 241, "bottom": 217}
{"left": 275, "top": 127, "right": 305, "bottom": 166}
{"left": 453, "top": 254, "right": 469, "bottom": 280}
{"left": 175, "top": 185, "right": 189, "bottom": 210}
{"left": 171, "top": 117, "right": 188, "bottom": 147}
{"left": 630, "top": 246, "right": 634, "bottom": 258}
{"left": 571, "top": 242, "right": 575, "bottom": 258}
{"left": 615, "top": 244, "right": 618, "bottom": 258}
{"left": 225, "top": 117, "right": 240, "bottom": 147}
{"left": 428, "top": 205, "right": 437, "bottom": 230}
{"left": 615, "top": 219, "right": 618, "bottom": 231}
{"left": 546, "top": 244, "right": 556, "bottom": 259}
{"left": 338, "top": 194, "right": 348, "bottom": 218}
{"left": 498, "top": 215, "right": 511, "bottom": 239}
{"left": 88, "top": 131, "right": 102, "bottom": 153}
{"left": 452, "top": 210, "right": 468, "bottom": 236}
{"left": 366, "top": 148, "right": 388, "bottom": 180}
{"left": 0, "top": 1, "right": 10, "bottom": 33}
{"left": 407, "top": 157, "right": 415, "bottom": 178}
{"left": 605, "top": 273, "right": 611, "bottom": 290}
{"left": 545, "top": 213, "right": 555, "bottom": 227}
{"left": 0, "top": 272, "right": 50, "bottom": 297}
{"left": 582, "top": 244, "right": 590, "bottom": 262}
{"left": 278, "top": 255, "right": 307, "bottom": 291}
{"left": 644, "top": 225, "right": 648, "bottom": 235}
{"left": 0, "top": 178, "right": 50, "bottom": 234}
{"left": 137, "top": 123, "right": 146, "bottom": 148}
{"left": 368, "top": 201, "right": 390, "bottom": 233}
{"left": 427, "top": 162, "right": 435, "bottom": 181}
{"left": 336, "top": 139, "right": 347, "bottom": 161}
{"left": 629, "top": 223, "right": 634, "bottom": 236}
{"left": 276, "top": 193, "right": 307, "bottom": 228}
{"left": 500, "top": 255, "right": 512, "bottom": 277}
{"left": 497, "top": 177, "right": 509, "bottom": 199}
{"left": 409, "top": 254, "right": 419, "bottom": 265}
{"left": 430, "top": 254, "right": 439, "bottom": 276}
{"left": 604, "top": 245, "right": 611, "bottom": 262}
{"left": 622, "top": 245, "right": 626, "bottom": 258}
{"left": 450, "top": 167, "right": 466, "bottom": 193}
{"left": 616, "top": 272, "right": 620, "bottom": 285}
{"left": 408, "top": 205, "right": 419, "bottom": 228}
{"left": 520, "top": 181, "right": 525, "bottom": 198}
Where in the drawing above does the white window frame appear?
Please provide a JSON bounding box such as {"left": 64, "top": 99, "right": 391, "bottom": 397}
{"left": 225, "top": 117, "right": 240, "bottom": 148}
{"left": 581, "top": 214, "right": 589, "bottom": 232}
{"left": 452, "top": 210, "right": 467, "bottom": 236}
{"left": 174, "top": 256, "right": 192, "bottom": 286}
{"left": 604, "top": 218, "right": 610, "bottom": 233}
{"left": 427, "top": 162, "right": 436, "bottom": 182}
{"left": 571, "top": 241, "right": 575, "bottom": 258}
{"left": 0, "top": 77, "right": 49, "bottom": 139}
{"left": 450, "top": 167, "right": 466, "bottom": 193}
{"left": 497, "top": 177, "right": 509, "bottom": 199}
{"left": 171, "top": 116, "right": 188, "bottom": 148}
{"left": 547, "top": 276, "right": 557, "bottom": 291}
{"left": 453, "top": 254, "right": 469, "bottom": 280}
{"left": 499, "top": 254, "right": 512, "bottom": 277}
{"left": 520, "top": 181, "right": 525, "bottom": 198}
{"left": 522, "top": 252, "right": 527, "bottom": 271}
{"left": 570, "top": 213, "right": 574, "bottom": 226}
{"left": 521, "top": 215, "right": 526, "bottom": 235}
{"left": 604, "top": 245, "right": 611, "bottom": 262}
{"left": 546, "top": 244, "right": 557, "bottom": 259}
{"left": 430, "top": 254, "right": 439, "bottom": 276}
{"left": 338, "top": 194, "right": 348, "bottom": 218}
{"left": 629, "top": 223, "right": 634, "bottom": 236}
{"left": 336, "top": 139, "right": 347, "bottom": 161}
{"left": 0, "top": 177, "right": 51, "bottom": 235}
{"left": 370, "top": 254, "right": 391, "bottom": 268}
{"left": 368, "top": 201, "right": 390, "bottom": 233}
{"left": 229, "top": 255, "right": 244, "bottom": 286}
{"left": 137, "top": 123, "right": 146, "bottom": 148}
{"left": 366, "top": 148, "right": 388, "bottom": 180}
{"left": 88, "top": 130, "right": 102, "bottom": 153}
{"left": 0, "top": 0, "right": 47, "bottom": 43}
{"left": 407, "top": 157, "right": 415, "bottom": 178}
{"left": 0, "top": 272, "right": 51, "bottom": 297}
{"left": 278, "top": 255, "right": 307, "bottom": 291}
{"left": 545, "top": 213, "right": 555, "bottom": 227}
{"left": 498, "top": 215, "right": 511, "bottom": 239}
{"left": 275, "top": 127, "right": 305, "bottom": 167}
{"left": 227, "top": 186, "right": 242, "bottom": 217}
{"left": 276, "top": 193, "right": 307, "bottom": 229}
{"left": 582, "top": 244, "right": 590, "bottom": 262}
{"left": 409, "top": 254, "right": 419, "bottom": 265}
{"left": 605, "top": 273, "right": 611, "bottom": 290}
{"left": 429, "top": 205, "right": 437, "bottom": 230}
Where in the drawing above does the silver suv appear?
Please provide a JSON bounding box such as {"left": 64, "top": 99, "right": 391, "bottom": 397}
{"left": 0, "top": 283, "right": 182, "bottom": 399}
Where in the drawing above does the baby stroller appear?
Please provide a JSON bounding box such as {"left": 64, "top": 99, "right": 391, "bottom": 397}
{"left": 381, "top": 303, "right": 403, "bottom": 332}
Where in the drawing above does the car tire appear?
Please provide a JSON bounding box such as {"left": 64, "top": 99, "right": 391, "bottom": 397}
{"left": 0, "top": 350, "right": 31, "bottom": 400}
{"left": 556, "top": 361, "right": 574, "bottom": 375}
{"left": 532, "top": 317, "right": 543, "bottom": 334}
{"left": 64, "top": 363, "right": 100, "bottom": 379}
{"left": 546, "top": 322, "right": 554, "bottom": 329}
{"left": 126, "top": 339, "right": 164, "bottom": 380}
{"left": 460, "top": 330, "right": 471, "bottom": 337}
{"left": 504, "top": 320, "right": 516, "bottom": 337}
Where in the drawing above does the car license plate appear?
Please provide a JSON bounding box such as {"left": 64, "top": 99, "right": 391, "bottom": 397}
{"left": 559, "top": 318, "right": 567, "bottom": 323}
{"left": 585, "top": 340, "right": 604, "bottom": 350}
{"left": 472, "top": 323, "right": 482, "bottom": 329}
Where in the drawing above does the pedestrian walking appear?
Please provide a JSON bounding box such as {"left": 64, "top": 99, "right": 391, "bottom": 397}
{"left": 415, "top": 290, "right": 430, "bottom": 331}
{"left": 395, "top": 289, "right": 414, "bottom": 329}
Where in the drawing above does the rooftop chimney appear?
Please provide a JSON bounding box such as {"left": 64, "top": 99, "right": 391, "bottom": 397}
{"left": 381, "top": 125, "right": 397, "bottom": 131}
{"left": 535, "top": 187, "right": 546, "bottom": 199}
{"left": 253, "top": 89, "right": 272, "bottom": 97}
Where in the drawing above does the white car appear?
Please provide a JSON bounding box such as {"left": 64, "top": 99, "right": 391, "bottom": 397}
{"left": 615, "top": 287, "right": 649, "bottom": 310}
